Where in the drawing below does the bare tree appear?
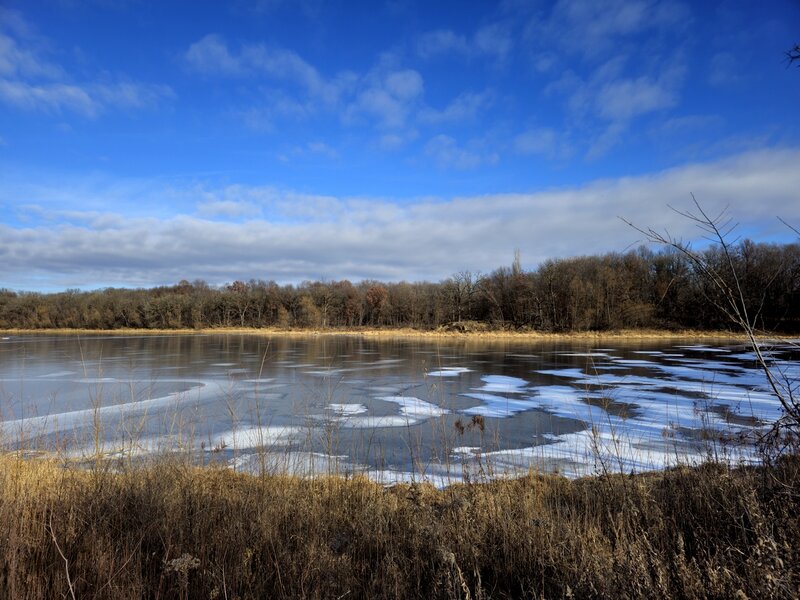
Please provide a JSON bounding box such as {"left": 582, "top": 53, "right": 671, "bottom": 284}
{"left": 787, "top": 43, "right": 800, "bottom": 67}
{"left": 622, "top": 196, "right": 799, "bottom": 455}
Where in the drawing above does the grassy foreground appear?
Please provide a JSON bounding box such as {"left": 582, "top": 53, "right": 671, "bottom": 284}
{"left": 1, "top": 455, "right": 798, "bottom": 599}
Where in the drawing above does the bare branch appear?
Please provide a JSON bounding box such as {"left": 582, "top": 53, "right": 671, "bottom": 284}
{"left": 786, "top": 43, "right": 800, "bottom": 67}
{"left": 622, "top": 198, "right": 800, "bottom": 450}
{"left": 778, "top": 216, "right": 800, "bottom": 237}
{"left": 48, "top": 513, "right": 77, "bottom": 600}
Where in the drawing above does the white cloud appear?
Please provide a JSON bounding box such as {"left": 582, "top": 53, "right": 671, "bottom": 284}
{"left": 185, "top": 33, "right": 497, "bottom": 147}
{"left": 239, "top": 106, "right": 275, "bottom": 132}
{"left": 424, "top": 134, "right": 499, "bottom": 170}
{"left": 185, "top": 34, "right": 355, "bottom": 108}
{"left": 92, "top": 82, "right": 175, "bottom": 110}
{"left": 0, "top": 79, "right": 174, "bottom": 116}
{"left": 0, "top": 32, "right": 62, "bottom": 79}
{"left": 347, "top": 88, "right": 407, "bottom": 128}
{"left": 345, "top": 68, "right": 424, "bottom": 129}
{"left": 654, "top": 114, "right": 724, "bottom": 137}
{"left": 523, "top": 1, "right": 691, "bottom": 157}
{"left": 418, "top": 91, "right": 494, "bottom": 124}
{"left": 416, "top": 23, "right": 513, "bottom": 62}
{"left": 547, "top": 53, "right": 686, "bottom": 156}
{"left": 596, "top": 75, "right": 677, "bottom": 121}
{"left": 243, "top": 0, "right": 324, "bottom": 18}
{"left": 473, "top": 23, "right": 513, "bottom": 62}
{"left": 0, "top": 8, "right": 33, "bottom": 38}
{"left": 585, "top": 121, "right": 628, "bottom": 160}
{"left": 197, "top": 200, "right": 263, "bottom": 219}
{"left": 185, "top": 34, "right": 243, "bottom": 75}
{"left": 384, "top": 69, "right": 423, "bottom": 99}
{"left": 377, "top": 130, "right": 418, "bottom": 151}
{"left": 529, "top": 0, "right": 690, "bottom": 59}
{"left": 561, "top": 0, "right": 650, "bottom": 39}
{"left": 416, "top": 29, "right": 470, "bottom": 58}
{"left": 306, "top": 141, "right": 338, "bottom": 159}
{"left": 515, "top": 127, "right": 571, "bottom": 159}
{"left": 0, "top": 14, "right": 173, "bottom": 117}
{"left": 186, "top": 34, "right": 432, "bottom": 135}
{"left": 278, "top": 141, "right": 340, "bottom": 161}
{"left": 244, "top": 45, "right": 326, "bottom": 94}
{"left": 1, "top": 148, "right": 799, "bottom": 289}
{"left": 0, "top": 80, "right": 98, "bottom": 115}
{"left": 237, "top": 88, "right": 320, "bottom": 131}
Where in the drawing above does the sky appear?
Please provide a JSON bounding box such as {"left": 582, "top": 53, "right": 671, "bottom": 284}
{"left": 1, "top": 0, "right": 799, "bottom": 292}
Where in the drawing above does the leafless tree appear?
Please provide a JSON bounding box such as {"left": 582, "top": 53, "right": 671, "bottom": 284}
{"left": 622, "top": 196, "right": 799, "bottom": 456}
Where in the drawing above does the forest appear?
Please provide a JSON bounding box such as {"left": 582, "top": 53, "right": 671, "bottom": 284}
{"left": 2, "top": 240, "right": 799, "bottom": 333}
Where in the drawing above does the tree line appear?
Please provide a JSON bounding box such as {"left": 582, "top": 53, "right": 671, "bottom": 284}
{"left": 2, "top": 240, "right": 799, "bottom": 332}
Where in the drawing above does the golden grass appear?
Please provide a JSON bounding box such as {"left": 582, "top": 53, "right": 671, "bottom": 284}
{"left": 0, "top": 325, "right": 770, "bottom": 342}
{"left": 1, "top": 453, "right": 798, "bottom": 599}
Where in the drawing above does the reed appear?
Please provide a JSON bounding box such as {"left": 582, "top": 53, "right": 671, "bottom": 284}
{"left": 0, "top": 451, "right": 798, "bottom": 599}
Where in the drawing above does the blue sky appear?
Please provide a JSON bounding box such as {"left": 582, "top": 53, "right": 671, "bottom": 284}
{"left": 1, "top": 0, "right": 799, "bottom": 291}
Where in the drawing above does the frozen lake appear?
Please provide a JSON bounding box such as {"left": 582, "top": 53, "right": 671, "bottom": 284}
{"left": 0, "top": 333, "right": 796, "bottom": 484}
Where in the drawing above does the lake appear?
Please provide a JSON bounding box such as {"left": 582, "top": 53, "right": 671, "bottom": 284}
{"left": 0, "top": 333, "right": 795, "bottom": 484}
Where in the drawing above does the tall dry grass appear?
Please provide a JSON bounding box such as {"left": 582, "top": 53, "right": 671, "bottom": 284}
{"left": 0, "top": 452, "right": 797, "bottom": 599}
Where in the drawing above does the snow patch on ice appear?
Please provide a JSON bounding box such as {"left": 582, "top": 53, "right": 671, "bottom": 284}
{"left": 207, "top": 426, "right": 303, "bottom": 451}
{"left": 477, "top": 375, "right": 529, "bottom": 393}
{"left": 377, "top": 396, "right": 448, "bottom": 418}
{"left": 326, "top": 403, "right": 368, "bottom": 416}
{"left": 427, "top": 367, "right": 471, "bottom": 377}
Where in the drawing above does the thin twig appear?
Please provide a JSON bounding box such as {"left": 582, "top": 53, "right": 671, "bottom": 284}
{"left": 48, "top": 512, "right": 77, "bottom": 600}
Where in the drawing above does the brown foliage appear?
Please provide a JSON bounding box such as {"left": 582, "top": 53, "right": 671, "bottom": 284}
{"left": 1, "top": 241, "right": 798, "bottom": 333}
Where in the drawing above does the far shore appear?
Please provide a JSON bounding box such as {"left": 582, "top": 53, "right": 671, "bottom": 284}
{"left": 0, "top": 326, "right": 789, "bottom": 342}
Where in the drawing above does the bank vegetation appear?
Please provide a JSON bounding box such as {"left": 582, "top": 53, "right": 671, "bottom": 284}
{"left": 2, "top": 241, "right": 799, "bottom": 334}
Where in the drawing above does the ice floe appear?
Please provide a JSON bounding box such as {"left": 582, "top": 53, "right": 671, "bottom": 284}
{"left": 475, "top": 375, "right": 529, "bottom": 393}
{"left": 326, "top": 403, "right": 369, "bottom": 416}
{"left": 461, "top": 393, "right": 539, "bottom": 417}
{"left": 207, "top": 425, "right": 303, "bottom": 451}
{"left": 427, "top": 367, "right": 471, "bottom": 377}
{"left": 377, "top": 396, "right": 448, "bottom": 418}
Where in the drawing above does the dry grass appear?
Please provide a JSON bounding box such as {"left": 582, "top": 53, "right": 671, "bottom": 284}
{"left": 0, "top": 326, "right": 767, "bottom": 342}
{"left": 0, "top": 453, "right": 798, "bottom": 599}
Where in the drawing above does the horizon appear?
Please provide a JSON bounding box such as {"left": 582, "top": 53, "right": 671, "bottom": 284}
{"left": 2, "top": 1, "right": 799, "bottom": 292}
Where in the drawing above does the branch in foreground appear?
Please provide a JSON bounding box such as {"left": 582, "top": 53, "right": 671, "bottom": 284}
{"left": 621, "top": 197, "right": 799, "bottom": 453}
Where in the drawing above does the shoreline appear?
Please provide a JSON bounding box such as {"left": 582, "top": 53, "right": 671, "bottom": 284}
{"left": 0, "top": 326, "right": 781, "bottom": 341}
